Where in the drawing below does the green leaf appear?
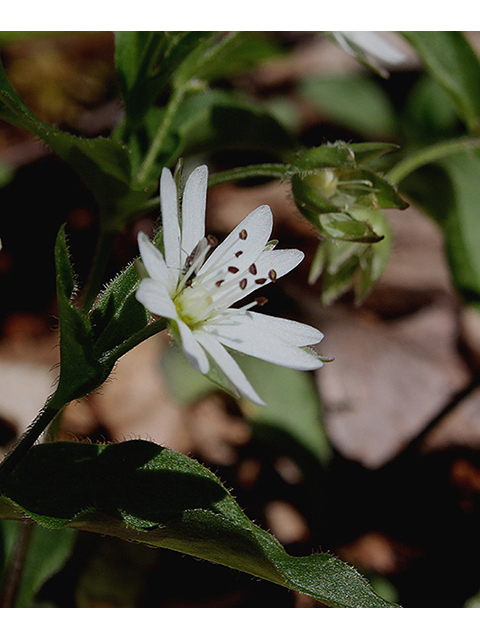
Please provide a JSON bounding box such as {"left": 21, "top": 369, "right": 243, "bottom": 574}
{"left": 0, "top": 56, "right": 152, "bottom": 230}
{"left": 0, "top": 521, "right": 76, "bottom": 607}
{"left": 168, "top": 89, "right": 295, "bottom": 163}
{"left": 299, "top": 75, "right": 397, "bottom": 139}
{"left": 90, "top": 259, "right": 149, "bottom": 358}
{"left": 54, "top": 225, "right": 166, "bottom": 403}
{"left": 75, "top": 536, "right": 158, "bottom": 608}
{"left": 161, "top": 346, "right": 332, "bottom": 469}
{"left": 54, "top": 226, "right": 107, "bottom": 402}
{"left": 403, "top": 75, "right": 462, "bottom": 143}
{"left": 114, "top": 31, "right": 212, "bottom": 135}
{"left": 0, "top": 441, "right": 395, "bottom": 608}
{"left": 438, "top": 152, "right": 480, "bottom": 305}
{"left": 181, "top": 31, "right": 284, "bottom": 83}
{"left": 402, "top": 32, "right": 480, "bottom": 134}
{"left": 236, "top": 356, "right": 332, "bottom": 468}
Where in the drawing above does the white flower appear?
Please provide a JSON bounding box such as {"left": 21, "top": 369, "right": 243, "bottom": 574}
{"left": 136, "top": 165, "right": 327, "bottom": 405}
{"left": 329, "top": 31, "right": 406, "bottom": 76}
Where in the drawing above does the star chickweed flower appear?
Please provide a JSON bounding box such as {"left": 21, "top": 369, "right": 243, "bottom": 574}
{"left": 136, "top": 165, "right": 328, "bottom": 405}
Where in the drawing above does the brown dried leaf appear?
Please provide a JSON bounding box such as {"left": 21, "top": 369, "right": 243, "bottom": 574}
{"left": 314, "top": 303, "right": 470, "bottom": 468}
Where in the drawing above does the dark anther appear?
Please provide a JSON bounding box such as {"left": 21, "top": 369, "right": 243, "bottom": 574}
{"left": 228, "top": 266, "right": 239, "bottom": 274}
{"left": 239, "top": 278, "right": 248, "bottom": 290}
{"left": 239, "top": 229, "right": 248, "bottom": 240}
{"left": 255, "top": 278, "right": 267, "bottom": 285}
{"left": 268, "top": 269, "right": 277, "bottom": 282}
{"left": 249, "top": 264, "right": 257, "bottom": 275}
{"left": 255, "top": 297, "right": 268, "bottom": 306}
{"left": 215, "top": 280, "right": 224, "bottom": 287}
{"left": 235, "top": 251, "right": 243, "bottom": 258}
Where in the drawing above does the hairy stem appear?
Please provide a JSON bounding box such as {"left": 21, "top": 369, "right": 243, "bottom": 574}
{"left": 0, "top": 394, "right": 65, "bottom": 487}
{"left": 81, "top": 230, "right": 117, "bottom": 313}
{"left": 208, "top": 163, "right": 288, "bottom": 187}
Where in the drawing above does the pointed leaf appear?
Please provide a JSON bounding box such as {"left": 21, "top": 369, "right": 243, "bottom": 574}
{"left": 0, "top": 57, "right": 151, "bottom": 229}
{"left": 54, "top": 226, "right": 107, "bottom": 402}
{"left": 402, "top": 31, "right": 480, "bottom": 134}
{"left": 0, "top": 441, "right": 396, "bottom": 608}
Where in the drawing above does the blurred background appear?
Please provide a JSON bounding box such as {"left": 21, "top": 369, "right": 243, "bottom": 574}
{"left": 1, "top": 31, "right": 480, "bottom": 607}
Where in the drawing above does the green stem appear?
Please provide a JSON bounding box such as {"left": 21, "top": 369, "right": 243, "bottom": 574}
{"left": 208, "top": 164, "right": 288, "bottom": 187}
{"left": 136, "top": 84, "right": 187, "bottom": 185}
{"left": 0, "top": 521, "right": 34, "bottom": 607}
{"left": 177, "top": 31, "right": 241, "bottom": 84}
{"left": 0, "top": 394, "right": 65, "bottom": 487}
{"left": 126, "top": 164, "right": 289, "bottom": 218}
{"left": 81, "top": 230, "right": 116, "bottom": 313}
{"left": 102, "top": 317, "right": 168, "bottom": 368}
{"left": 387, "top": 137, "right": 480, "bottom": 185}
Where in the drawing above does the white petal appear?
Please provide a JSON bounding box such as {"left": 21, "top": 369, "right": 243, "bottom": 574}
{"left": 176, "top": 319, "right": 210, "bottom": 374}
{"left": 338, "top": 31, "right": 406, "bottom": 65}
{"left": 255, "top": 247, "right": 304, "bottom": 279}
{"left": 135, "top": 279, "right": 178, "bottom": 319}
{"left": 206, "top": 313, "right": 324, "bottom": 370}
{"left": 213, "top": 310, "right": 323, "bottom": 346}
{"left": 181, "top": 165, "right": 208, "bottom": 258}
{"left": 198, "top": 205, "right": 273, "bottom": 279}
{"left": 137, "top": 232, "right": 175, "bottom": 291}
{"left": 212, "top": 248, "right": 304, "bottom": 308}
{"left": 194, "top": 330, "right": 265, "bottom": 405}
{"left": 160, "top": 168, "right": 181, "bottom": 275}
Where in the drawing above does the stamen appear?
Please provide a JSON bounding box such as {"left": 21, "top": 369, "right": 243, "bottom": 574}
{"left": 236, "top": 296, "right": 269, "bottom": 312}
{"left": 268, "top": 269, "right": 277, "bottom": 282}
{"left": 177, "top": 237, "right": 212, "bottom": 290}
{"left": 255, "top": 278, "right": 267, "bottom": 285}
{"left": 235, "top": 251, "right": 243, "bottom": 258}
{"left": 249, "top": 264, "right": 257, "bottom": 275}
{"left": 215, "top": 280, "right": 224, "bottom": 287}
{"left": 239, "top": 229, "right": 248, "bottom": 240}
{"left": 239, "top": 278, "right": 248, "bottom": 290}
{"left": 207, "top": 234, "right": 218, "bottom": 246}
{"left": 228, "top": 266, "right": 239, "bottom": 274}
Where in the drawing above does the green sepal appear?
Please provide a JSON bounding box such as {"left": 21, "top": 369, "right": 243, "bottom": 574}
{"left": 309, "top": 208, "right": 392, "bottom": 304}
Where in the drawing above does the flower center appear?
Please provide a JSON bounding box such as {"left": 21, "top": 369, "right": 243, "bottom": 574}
{"left": 171, "top": 228, "right": 270, "bottom": 328}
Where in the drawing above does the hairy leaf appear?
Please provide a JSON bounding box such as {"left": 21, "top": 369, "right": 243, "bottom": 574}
{"left": 0, "top": 441, "right": 395, "bottom": 608}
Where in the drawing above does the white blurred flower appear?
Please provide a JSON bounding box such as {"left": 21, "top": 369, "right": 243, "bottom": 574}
{"left": 330, "top": 31, "right": 406, "bottom": 76}
{"left": 136, "top": 165, "right": 327, "bottom": 405}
